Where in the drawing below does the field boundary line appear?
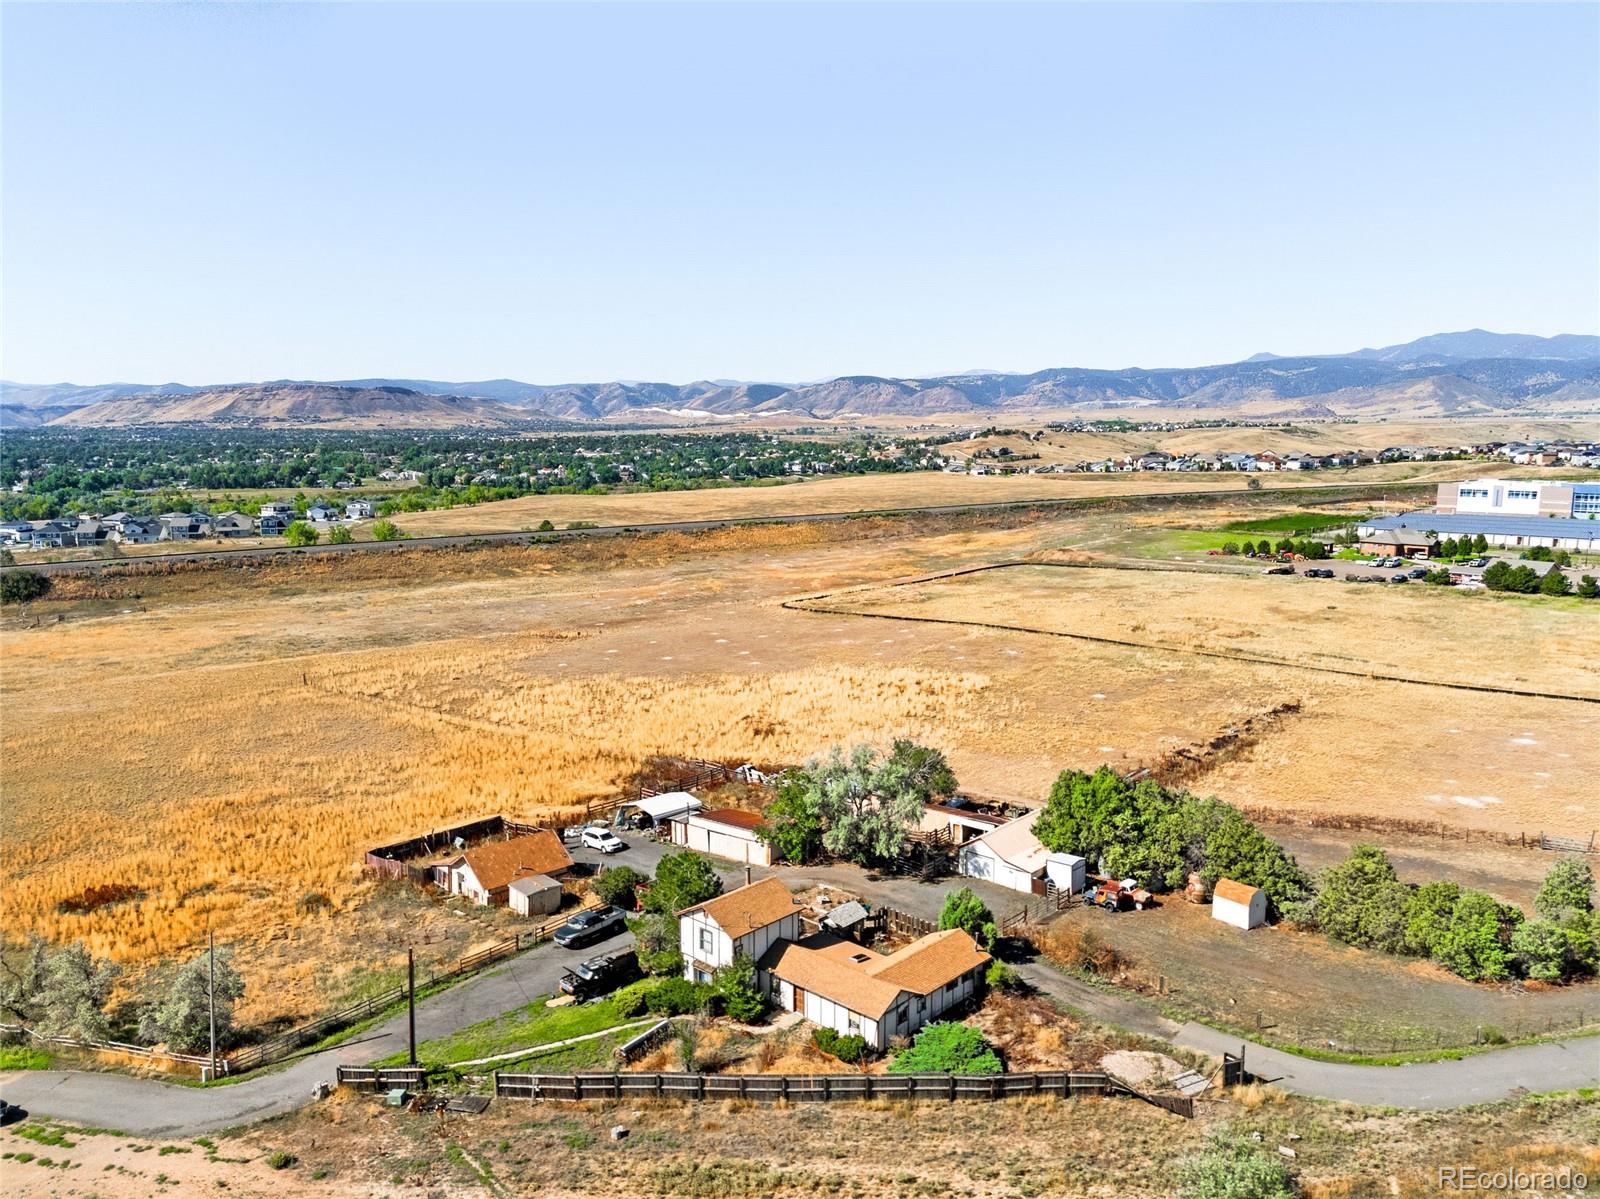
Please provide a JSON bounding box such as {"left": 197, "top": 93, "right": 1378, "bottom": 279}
{"left": 784, "top": 560, "right": 1600, "bottom": 706}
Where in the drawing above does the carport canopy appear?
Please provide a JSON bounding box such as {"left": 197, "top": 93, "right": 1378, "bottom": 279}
{"left": 630, "top": 791, "right": 704, "bottom": 823}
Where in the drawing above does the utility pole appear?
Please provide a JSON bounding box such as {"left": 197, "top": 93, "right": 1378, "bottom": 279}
{"left": 407, "top": 947, "right": 417, "bottom": 1066}
{"left": 207, "top": 927, "right": 217, "bottom": 1080}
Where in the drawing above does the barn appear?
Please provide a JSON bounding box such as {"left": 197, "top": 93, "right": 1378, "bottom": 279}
{"left": 1211, "top": 878, "right": 1266, "bottom": 930}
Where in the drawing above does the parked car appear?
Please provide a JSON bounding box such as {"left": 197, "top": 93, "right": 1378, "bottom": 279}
{"left": 580, "top": 825, "right": 626, "bottom": 854}
{"left": 553, "top": 905, "right": 627, "bottom": 948}
{"left": 1305, "top": 567, "right": 1335, "bottom": 578}
{"left": 1086, "top": 877, "right": 1152, "bottom": 912}
{"left": 559, "top": 949, "right": 641, "bottom": 1000}
{"left": 1466, "top": 557, "right": 1489, "bottom": 567}
{"left": 1391, "top": 573, "right": 1410, "bottom": 584}
{"left": 1407, "top": 567, "right": 1428, "bottom": 579}
{"left": 1262, "top": 565, "right": 1295, "bottom": 576}
{"left": 1382, "top": 557, "right": 1404, "bottom": 568}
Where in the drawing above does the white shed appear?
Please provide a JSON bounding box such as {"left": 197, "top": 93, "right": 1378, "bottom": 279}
{"left": 508, "top": 874, "right": 563, "bottom": 917}
{"left": 1211, "top": 878, "right": 1266, "bottom": 930}
{"left": 670, "top": 808, "right": 773, "bottom": 867}
{"left": 958, "top": 809, "right": 1083, "bottom": 895}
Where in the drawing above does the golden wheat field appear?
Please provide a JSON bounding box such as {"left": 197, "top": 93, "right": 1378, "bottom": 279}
{"left": 3, "top": 499, "right": 1596, "bottom": 1020}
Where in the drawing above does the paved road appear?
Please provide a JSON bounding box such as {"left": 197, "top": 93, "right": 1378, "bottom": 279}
{"left": 0, "top": 476, "right": 1434, "bottom": 579}
{"left": 4, "top": 851, "right": 1596, "bottom": 1132}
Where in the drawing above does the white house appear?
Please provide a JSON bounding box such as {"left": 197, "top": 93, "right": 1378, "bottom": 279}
{"left": 679, "top": 877, "right": 802, "bottom": 983}
{"left": 760, "top": 928, "right": 991, "bottom": 1051}
{"left": 1211, "top": 878, "right": 1266, "bottom": 930}
{"left": 305, "top": 502, "right": 340, "bottom": 524}
{"left": 958, "top": 809, "right": 1085, "bottom": 896}
{"left": 508, "top": 873, "right": 563, "bottom": 917}
{"left": 345, "top": 499, "right": 375, "bottom": 520}
{"left": 441, "top": 831, "right": 573, "bottom": 907}
{"left": 669, "top": 808, "right": 773, "bottom": 867}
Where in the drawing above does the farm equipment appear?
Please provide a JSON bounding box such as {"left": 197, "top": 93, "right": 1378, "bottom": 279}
{"left": 1086, "top": 877, "right": 1153, "bottom": 913}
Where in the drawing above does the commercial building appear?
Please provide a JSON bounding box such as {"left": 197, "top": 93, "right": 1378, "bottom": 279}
{"left": 1436, "top": 479, "right": 1600, "bottom": 519}
{"left": 1355, "top": 479, "right": 1600, "bottom": 553}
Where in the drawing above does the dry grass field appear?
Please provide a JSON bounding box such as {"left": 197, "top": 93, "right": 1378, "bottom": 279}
{"left": 2, "top": 494, "right": 1596, "bottom": 1023}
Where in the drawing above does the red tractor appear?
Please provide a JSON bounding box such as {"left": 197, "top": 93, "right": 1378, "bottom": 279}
{"left": 1086, "top": 877, "right": 1153, "bottom": 913}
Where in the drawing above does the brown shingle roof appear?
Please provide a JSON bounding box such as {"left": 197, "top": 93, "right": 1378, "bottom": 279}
{"left": 698, "top": 808, "right": 764, "bottom": 831}
{"left": 680, "top": 877, "right": 796, "bottom": 937}
{"left": 757, "top": 929, "right": 991, "bottom": 1020}
{"left": 864, "top": 929, "right": 991, "bottom": 995}
{"left": 457, "top": 832, "right": 572, "bottom": 892}
{"left": 1213, "top": 878, "right": 1261, "bottom": 906}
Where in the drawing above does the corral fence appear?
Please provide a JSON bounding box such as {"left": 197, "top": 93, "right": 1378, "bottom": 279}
{"left": 1001, "top": 889, "right": 1076, "bottom": 935}
{"left": 493, "top": 1069, "right": 1191, "bottom": 1116}
{"left": 336, "top": 1065, "right": 427, "bottom": 1092}
{"left": 1540, "top": 832, "right": 1596, "bottom": 855}
{"left": 0, "top": 1022, "right": 214, "bottom": 1074}
{"left": 1238, "top": 805, "right": 1596, "bottom": 855}
{"left": 364, "top": 814, "right": 551, "bottom": 881}
{"left": 632, "top": 756, "right": 737, "bottom": 803}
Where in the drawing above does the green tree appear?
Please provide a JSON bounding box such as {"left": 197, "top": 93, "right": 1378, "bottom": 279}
{"left": 1472, "top": 534, "right": 1489, "bottom": 554}
{"left": 0, "top": 937, "right": 118, "bottom": 1042}
{"left": 1539, "top": 566, "right": 1572, "bottom": 596}
{"left": 1313, "top": 846, "right": 1409, "bottom": 954}
{"left": 1177, "top": 1133, "right": 1298, "bottom": 1199}
{"left": 1433, "top": 890, "right": 1522, "bottom": 982}
{"left": 646, "top": 850, "right": 723, "bottom": 915}
{"left": 938, "top": 888, "right": 996, "bottom": 949}
{"left": 327, "top": 524, "right": 354, "bottom": 545}
{"left": 1220, "top": 541, "right": 1240, "bottom": 556}
{"left": 1403, "top": 880, "right": 1462, "bottom": 957}
{"left": 0, "top": 570, "right": 50, "bottom": 604}
{"left": 537, "top": 519, "right": 555, "bottom": 531}
{"left": 140, "top": 946, "right": 246, "bottom": 1053}
{"left": 757, "top": 770, "right": 825, "bottom": 864}
{"left": 592, "top": 865, "right": 646, "bottom": 910}
{"left": 1512, "top": 919, "right": 1574, "bottom": 983}
{"left": 627, "top": 912, "right": 682, "bottom": 976}
{"left": 1256, "top": 539, "right": 1272, "bottom": 556}
{"left": 1201, "top": 807, "right": 1313, "bottom": 914}
{"left": 371, "top": 519, "right": 404, "bottom": 541}
{"left": 283, "top": 521, "right": 319, "bottom": 547}
{"left": 1438, "top": 538, "right": 1459, "bottom": 559}
{"left": 1034, "top": 766, "right": 1136, "bottom": 869}
{"left": 1534, "top": 858, "right": 1594, "bottom": 924}
{"left": 786, "top": 741, "right": 955, "bottom": 865}
{"left": 888, "top": 1023, "right": 1003, "bottom": 1075}
{"left": 715, "top": 953, "right": 766, "bottom": 1023}
{"left": 1578, "top": 575, "right": 1599, "bottom": 599}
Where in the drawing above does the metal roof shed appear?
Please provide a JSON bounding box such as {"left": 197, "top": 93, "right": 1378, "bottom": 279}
{"left": 630, "top": 792, "right": 703, "bottom": 823}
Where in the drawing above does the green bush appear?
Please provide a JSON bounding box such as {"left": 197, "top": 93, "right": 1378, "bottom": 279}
{"left": 611, "top": 980, "right": 650, "bottom": 1019}
{"left": 266, "top": 1151, "right": 298, "bottom": 1170}
{"left": 0, "top": 570, "right": 50, "bottom": 604}
{"left": 642, "top": 977, "right": 712, "bottom": 1016}
{"left": 1313, "top": 845, "right": 1409, "bottom": 954}
{"left": 939, "top": 888, "right": 996, "bottom": 948}
{"left": 1433, "top": 890, "right": 1522, "bottom": 982}
{"left": 889, "top": 1022, "right": 1002, "bottom": 1075}
{"left": 1177, "top": 1134, "right": 1297, "bottom": 1199}
{"left": 283, "top": 520, "right": 319, "bottom": 547}
{"left": 592, "top": 865, "right": 646, "bottom": 910}
{"left": 715, "top": 954, "right": 767, "bottom": 1023}
{"left": 371, "top": 519, "right": 405, "bottom": 541}
{"left": 812, "top": 1026, "right": 838, "bottom": 1055}
{"left": 984, "top": 960, "right": 1020, "bottom": 992}
{"left": 812, "top": 1027, "right": 867, "bottom": 1063}
{"left": 328, "top": 524, "right": 354, "bottom": 545}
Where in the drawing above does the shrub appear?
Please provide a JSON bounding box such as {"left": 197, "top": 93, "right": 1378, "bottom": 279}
{"left": 645, "top": 851, "right": 723, "bottom": 915}
{"left": 1433, "top": 890, "right": 1522, "bottom": 982}
{"left": 1177, "top": 1133, "right": 1297, "bottom": 1199}
{"left": 592, "top": 865, "right": 646, "bottom": 910}
{"left": 1313, "top": 845, "right": 1409, "bottom": 954}
{"left": 984, "top": 959, "right": 1020, "bottom": 992}
{"left": 1403, "top": 881, "right": 1462, "bottom": 957}
{"left": 812, "top": 1026, "right": 839, "bottom": 1055}
{"left": 327, "top": 524, "right": 354, "bottom": 545}
{"left": 1512, "top": 919, "right": 1574, "bottom": 983}
{"left": 283, "top": 521, "right": 319, "bottom": 547}
{"left": 643, "top": 977, "right": 711, "bottom": 1016}
{"left": 1220, "top": 541, "right": 1240, "bottom": 556}
{"left": 0, "top": 570, "right": 50, "bottom": 604}
{"left": 715, "top": 954, "right": 767, "bottom": 1023}
{"left": 939, "top": 888, "right": 996, "bottom": 948}
{"left": 888, "top": 1022, "right": 1002, "bottom": 1075}
{"left": 831, "top": 1033, "right": 867, "bottom": 1063}
{"left": 537, "top": 519, "right": 555, "bottom": 531}
{"left": 266, "top": 1151, "right": 297, "bottom": 1170}
{"left": 1539, "top": 566, "right": 1572, "bottom": 596}
{"left": 611, "top": 980, "right": 650, "bottom": 1019}
{"left": 1578, "top": 575, "right": 1599, "bottom": 599}
{"left": 1534, "top": 858, "right": 1595, "bottom": 924}
{"left": 628, "top": 912, "right": 683, "bottom": 976}
{"left": 371, "top": 519, "right": 404, "bottom": 541}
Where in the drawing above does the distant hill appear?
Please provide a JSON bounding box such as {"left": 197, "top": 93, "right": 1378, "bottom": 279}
{"left": 6, "top": 330, "right": 1597, "bottom": 427}
{"left": 47, "top": 383, "right": 535, "bottom": 430}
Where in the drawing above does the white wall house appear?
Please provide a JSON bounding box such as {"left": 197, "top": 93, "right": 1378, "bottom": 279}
{"left": 958, "top": 809, "right": 1084, "bottom": 896}
{"left": 762, "top": 928, "right": 991, "bottom": 1051}
{"left": 670, "top": 808, "right": 773, "bottom": 867}
{"left": 1211, "top": 878, "right": 1266, "bottom": 930}
{"left": 679, "top": 877, "right": 802, "bottom": 984}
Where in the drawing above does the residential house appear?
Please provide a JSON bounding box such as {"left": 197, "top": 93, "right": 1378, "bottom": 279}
{"left": 304, "top": 502, "right": 340, "bottom": 524}
{"left": 64, "top": 518, "right": 109, "bottom": 547}
{"left": 679, "top": 877, "right": 802, "bottom": 984}
{"left": 158, "top": 512, "right": 211, "bottom": 540}
{"left": 109, "top": 515, "right": 160, "bottom": 544}
{"left": 0, "top": 521, "right": 33, "bottom": 546}
{"left": 759, "top": 927, "right": 991, "bottom": 1051}
{"left": 212, "top": 512, "right": 254, "bottom": 537}
{"left": 441, "top": 831, "right": 574, "bottom": 907}
{"left": 345, "top": 500, "right": 375, "bottom": 520}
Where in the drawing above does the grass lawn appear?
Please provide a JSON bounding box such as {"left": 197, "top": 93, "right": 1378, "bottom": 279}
{"left": 1218, "top": 510, "right": 1372, "bottom": 534}
{"left": 381, "top": 997, "right": 640, "bottom": 1068}
{"left": 0, "top": 1044, "right": 53, "bottom": 1070}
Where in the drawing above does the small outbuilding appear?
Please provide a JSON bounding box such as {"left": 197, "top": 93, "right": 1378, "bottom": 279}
{"left": 1211, "top": 878, "right": 1266, "bottom": 930}
{"left": 669, "top": 807, "right": 772, "bottom": 866}
{"left": 508, "top": 874, "right": 564, "bottom": 917}
{"left": 627, "top": 791, "right": 703, "bottom": 829}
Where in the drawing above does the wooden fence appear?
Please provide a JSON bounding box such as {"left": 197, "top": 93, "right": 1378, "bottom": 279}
{"left": 0, "top": 1022, "right": 214, "bottom": 1073}
{"left": 494, "top": 1069, "right": 1137, "bottom": 1106}
{"left": 336, "top": 1065, "right": 427, "bottom": 1092}
{"left": 615, "top": 1019, "right": 674, "bottom": 1063}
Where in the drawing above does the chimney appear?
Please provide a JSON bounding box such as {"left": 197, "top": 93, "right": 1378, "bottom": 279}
{"left": 745, "top": 865, "right": 753, "bottom": 887}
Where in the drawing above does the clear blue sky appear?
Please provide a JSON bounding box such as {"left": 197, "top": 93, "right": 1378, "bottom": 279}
{"left": 3, "top": 1, "right": 1596, "bottom": 385}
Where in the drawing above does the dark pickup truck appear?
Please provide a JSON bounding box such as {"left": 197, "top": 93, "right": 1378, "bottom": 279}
{"left": 559, "top": 950, "right": 641, "bottom": 1001}
{"left": 552, "top": 905, "right": 627, "bottom": 949}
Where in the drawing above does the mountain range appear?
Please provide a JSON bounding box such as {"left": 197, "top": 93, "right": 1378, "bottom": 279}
{"left": 5, "top": 330, "right": 1598, "bottom": 429}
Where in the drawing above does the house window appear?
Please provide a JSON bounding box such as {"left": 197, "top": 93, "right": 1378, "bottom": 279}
{"left": 944, "top": 980, "right": 957, "bottom": 995}
{"left": 698, "top": 928, "right": 714, "bottom": 954}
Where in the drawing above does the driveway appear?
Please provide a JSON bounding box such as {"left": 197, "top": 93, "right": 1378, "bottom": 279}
{"left": 4, "top": 854, "right": 1597, "bottom": 1132}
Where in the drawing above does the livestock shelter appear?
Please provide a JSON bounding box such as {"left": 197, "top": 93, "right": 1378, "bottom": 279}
{"left": 669, "top": 807, "right": 773, "bottom": 866}
{"left": 1211, "top": 878, "right": 1266, "bottom": 930}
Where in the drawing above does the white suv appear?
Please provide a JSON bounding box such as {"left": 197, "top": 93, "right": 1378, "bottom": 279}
{"left": 580, "top": 826, "right": 626, "bottom": 854}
